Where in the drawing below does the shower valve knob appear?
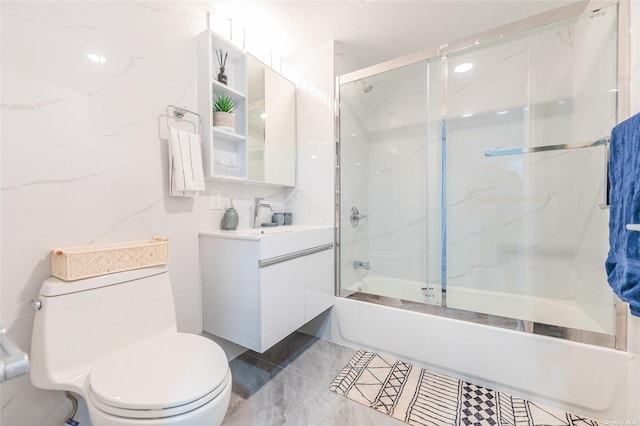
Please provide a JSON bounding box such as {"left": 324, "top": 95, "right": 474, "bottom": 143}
{"left": 350, "top": 207, "right": 368, "bottom": 227}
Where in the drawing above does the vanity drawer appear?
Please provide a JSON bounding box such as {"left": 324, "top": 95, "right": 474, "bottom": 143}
{"left": 259, "top": 227, "right": 333, "bottom": 260}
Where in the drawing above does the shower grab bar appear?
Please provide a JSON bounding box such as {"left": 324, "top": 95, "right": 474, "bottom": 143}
{"left": 484, "top": 136, "right": 609, "bottom": 157}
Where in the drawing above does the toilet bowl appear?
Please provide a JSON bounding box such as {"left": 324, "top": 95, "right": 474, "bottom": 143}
{"left": 30, "top": 265, "right": 231, "bottom": 426}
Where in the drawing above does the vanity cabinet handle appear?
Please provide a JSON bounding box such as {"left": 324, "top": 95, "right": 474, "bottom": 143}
{"left": 259, "top": 243, "right": 334, "bottom": 268}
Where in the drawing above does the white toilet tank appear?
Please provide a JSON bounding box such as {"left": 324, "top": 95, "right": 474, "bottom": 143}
{"left": 30, "top": 266, "right": 177, "bottom": 391}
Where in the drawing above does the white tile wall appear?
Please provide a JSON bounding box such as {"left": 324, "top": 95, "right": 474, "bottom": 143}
{"left": 0, "top": 3, "right": 207, "bottom": 423}
{"left": 0, "top": 2, "right": 306, "bottom": 424}
{"left": 283, "top": 41, "right": 336, "bottom": 228}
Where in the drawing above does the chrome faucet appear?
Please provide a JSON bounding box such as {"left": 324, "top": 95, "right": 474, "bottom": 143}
{"left": 353, "top": 260, "right": 371, "bottom": 270}
{"left": 253, "top": 197, "right": 273, "bottom": 228}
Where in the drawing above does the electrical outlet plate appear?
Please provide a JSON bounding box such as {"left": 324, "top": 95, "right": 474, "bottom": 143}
{"left": 210, "top": 189, "right": 222, "bottom": 210}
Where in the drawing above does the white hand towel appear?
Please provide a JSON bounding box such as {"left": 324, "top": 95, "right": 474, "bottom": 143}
{"left": 187, "top": 131, "right": 206, "bottom": 191}
{"left": 168, "top": 127, "right": 205, "bottom": 197}
{"left": 169, "top": 128, "right": 187, "bottom": 196}
{"left": 177, "top": 129, "right": 195, "bottom": 191}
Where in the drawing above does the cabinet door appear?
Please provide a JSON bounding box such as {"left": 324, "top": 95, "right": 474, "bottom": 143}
{"left": 304, "top": 248, "right": 335, "bottom": 322}
{"left": 259, "top": 256, "right": 305, "bottom": 351}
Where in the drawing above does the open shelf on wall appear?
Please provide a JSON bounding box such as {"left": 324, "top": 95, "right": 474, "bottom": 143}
{"left": 212, "top": 127, "right": 246, "bottom": 143}
{"left": 197, "top": 30, "right": 248, "bottom": 180}
{"left": 212, "top": 80, "right": 246, "bottom": 100}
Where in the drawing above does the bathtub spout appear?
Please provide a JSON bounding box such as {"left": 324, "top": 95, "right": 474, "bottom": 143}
{"left": 353, "top": 260, "right": 371, "bottom": 270}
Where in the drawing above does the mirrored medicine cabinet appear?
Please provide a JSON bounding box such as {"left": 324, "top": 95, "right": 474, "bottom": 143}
{"left": 247, "top": 55, "right": 296, "bottom": 187}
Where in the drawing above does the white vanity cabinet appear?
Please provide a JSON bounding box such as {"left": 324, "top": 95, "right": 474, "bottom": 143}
{"left": 199, "top": 226, "right": 334, "bottom": 353}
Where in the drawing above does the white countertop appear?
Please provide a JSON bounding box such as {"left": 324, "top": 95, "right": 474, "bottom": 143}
{"left": 199, "top": 225, "right": 334, "bottom": 240}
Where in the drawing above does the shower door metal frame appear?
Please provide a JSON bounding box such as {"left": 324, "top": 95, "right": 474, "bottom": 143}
{"left": 335, "top": 0, "right": 630, "bottom": 351}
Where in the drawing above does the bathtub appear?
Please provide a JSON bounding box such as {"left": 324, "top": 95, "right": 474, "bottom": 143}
{"left": 334, "top": 275, "right": 638, "bottom": 421}
{"left": 348, "top": 274, "right": 613, "bottom": 334}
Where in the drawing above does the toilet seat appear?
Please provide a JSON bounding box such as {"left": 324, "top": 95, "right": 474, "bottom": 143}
{"left": 88, "top": 333, "right": 230, "bottom": 419}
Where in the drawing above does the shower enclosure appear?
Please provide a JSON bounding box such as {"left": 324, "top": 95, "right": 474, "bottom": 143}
{"left": 337, "top": 2, "right": 625, "bottom": 347}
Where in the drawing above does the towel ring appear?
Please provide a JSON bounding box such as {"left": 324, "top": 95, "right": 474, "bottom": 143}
{"left": 167, "top": 105, "right": 201, "bottom": 134}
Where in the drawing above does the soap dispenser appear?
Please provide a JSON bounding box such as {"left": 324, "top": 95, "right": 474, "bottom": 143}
{"left": 221, "top": 198, "right": 239, "bottom": 230}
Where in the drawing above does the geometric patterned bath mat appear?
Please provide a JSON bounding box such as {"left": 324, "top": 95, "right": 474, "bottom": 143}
{"left": 329, "top": 350, "right": 600, "bottom": 426}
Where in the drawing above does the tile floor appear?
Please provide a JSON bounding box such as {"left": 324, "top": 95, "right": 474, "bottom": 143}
{"left": 70, "top": 330, "right": 599, "bottom": 426}
{"left": 221, "top": 331, "right": 406, "bottom": 426}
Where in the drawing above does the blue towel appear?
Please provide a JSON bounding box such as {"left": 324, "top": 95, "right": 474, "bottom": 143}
{"left": 606, "top": 112, "right": 640, "bottom": 316}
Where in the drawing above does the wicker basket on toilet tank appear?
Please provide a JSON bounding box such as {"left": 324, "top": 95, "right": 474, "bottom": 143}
{"left": 50, "top": 237, "right": 169, "bottom": 281}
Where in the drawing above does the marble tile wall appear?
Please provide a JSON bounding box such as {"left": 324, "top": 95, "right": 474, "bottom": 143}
{"left": 0, "top": 3, "right": 203, "bottom": 422}
{"left": 0, "top": 2, "right": 327, "bottom": 424}
{"left": 338, "top": 85, "right": 370, "bottom": 290}
{"left": 366, "top": 62, "right": 428, "bottom": 284}
{"left": 339, "top": 61, "right": 431, "bottom": 289}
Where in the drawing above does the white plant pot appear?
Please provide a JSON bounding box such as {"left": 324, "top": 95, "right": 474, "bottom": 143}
{"left": 213, "top": 112, "right": 235, "bottom": 132}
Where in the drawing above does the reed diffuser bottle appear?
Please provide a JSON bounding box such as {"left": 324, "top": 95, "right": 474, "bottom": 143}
{"left": 216, "top": 49, "right": 228, "bottom": 85}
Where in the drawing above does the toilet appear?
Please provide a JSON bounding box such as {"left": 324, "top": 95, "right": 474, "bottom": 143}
{"left": 30, "top": 265, "right": 231, "bottom": 426}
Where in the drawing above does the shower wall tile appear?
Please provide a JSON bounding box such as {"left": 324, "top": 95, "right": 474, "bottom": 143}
{"left": 338, "top": 89, "right": 370, "bottom": 290}
{"left": 573, "top": 6, "right": 618, "bottom": 141}
{"left": 364, "top": 61, "right": 428, "bottom": 283}
{"left": 446, "top": 175, "right": 526, "bottom": 293}
{"left": 446, "top": 114, "right": 526, "bottom": 183}
{"left": 368, "top": 127, "right": 427, "bottom": 282}
{"left": 528, "top": 20, "right": 575, "bottom": 148}
{"left": 444, "top": 9, "right": 616, "bottom": 333}
{"left": 447, "top": 40, "right": 528, "bottom": 118}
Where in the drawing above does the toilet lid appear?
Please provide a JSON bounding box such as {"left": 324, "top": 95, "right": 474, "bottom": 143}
{"left": 89, "top": 333, "right": 229, "bottom": 416}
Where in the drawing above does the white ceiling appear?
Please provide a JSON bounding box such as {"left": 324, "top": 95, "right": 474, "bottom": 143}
{"left": 210, "top": 0, "right": 581, "bottom": 71}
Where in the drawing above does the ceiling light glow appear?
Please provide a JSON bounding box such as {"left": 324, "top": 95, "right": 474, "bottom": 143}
{"left": 87, "top": 53, "right": 106, "bottom": 64}
{"left": 454, "top": 63, "right": 473, "bottom": 73}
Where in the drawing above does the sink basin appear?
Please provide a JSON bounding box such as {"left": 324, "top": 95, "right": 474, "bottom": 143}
{"left": 199, "top": 225, "right": 332, "bottom": 240}
{"left": 240, "top": 227, "right": 294, "bottom": 235}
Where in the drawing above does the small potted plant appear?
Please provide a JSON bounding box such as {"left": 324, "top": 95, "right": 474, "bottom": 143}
{"left": 213, "top": 94, "right": 236, "bottom": 132}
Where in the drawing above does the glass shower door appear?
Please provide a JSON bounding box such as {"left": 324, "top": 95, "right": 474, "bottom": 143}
{"left": 339, "top": 61, "right": 440, "bottom": 305}
{"left": 444, "top": 5, "right": 618, "bottom": 335}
